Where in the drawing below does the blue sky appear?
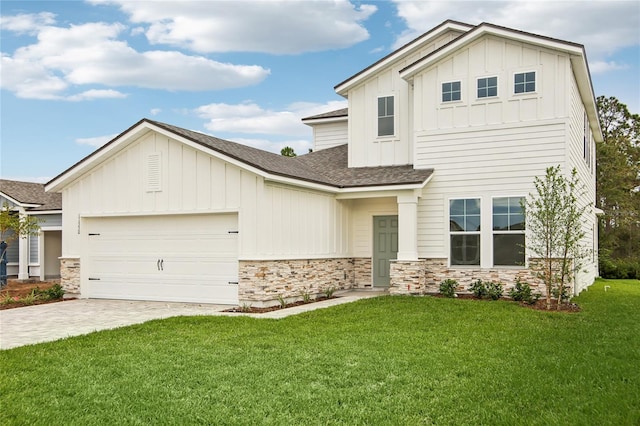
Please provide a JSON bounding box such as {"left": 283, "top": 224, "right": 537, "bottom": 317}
{"left": 1, "top": 0, "right": 639, "bottom": 183}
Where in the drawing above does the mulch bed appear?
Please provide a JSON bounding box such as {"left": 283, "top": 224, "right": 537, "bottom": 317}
{"left": 0, "top": 279, "right": 70, "bottom": 310}
{"left": 224, "top": 296, "right": 336, "bottom": 314}
{"left": 429, "top": 292, "right": 581, "bottom": 312}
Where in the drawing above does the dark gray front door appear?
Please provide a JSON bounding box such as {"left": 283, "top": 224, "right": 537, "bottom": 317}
{"left": 373, "top": 215, "right": 398, "bottom": 287}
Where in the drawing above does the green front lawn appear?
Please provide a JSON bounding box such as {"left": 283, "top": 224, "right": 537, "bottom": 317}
{"left": 2, "top": 279, "right": 639, "bottom": 425}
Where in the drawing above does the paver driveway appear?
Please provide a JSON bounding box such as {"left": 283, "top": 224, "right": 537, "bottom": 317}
{"left": 0, "top": 299, "right": 229, "bottom": 350}
{"left": 0, "top": 291, "right": 383, "bottom": 350}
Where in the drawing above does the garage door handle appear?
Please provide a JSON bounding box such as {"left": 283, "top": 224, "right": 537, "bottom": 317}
{"left": 157, "top": 259, "right": 160, "bottom": 270}
{"left": 160, "top": 259, "right": 164, "bottom": 271}
{"left": 228, "top": 281, "right": 238, "bottom": 285}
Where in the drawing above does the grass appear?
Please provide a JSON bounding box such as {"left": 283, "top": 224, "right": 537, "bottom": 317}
{"left": 1, "top": 279, "right": 639, "bottom": 425}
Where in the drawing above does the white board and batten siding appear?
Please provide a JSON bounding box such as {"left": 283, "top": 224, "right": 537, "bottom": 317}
{"left": 347, "top": 30, "right": 463, "bottom": 168}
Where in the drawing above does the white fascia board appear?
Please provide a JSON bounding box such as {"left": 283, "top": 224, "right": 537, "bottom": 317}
{"left": 335, "top": 175, "right": 433, "bottom": 200}
{"left": 46, "top": 122, "right": 152, "bottom": 193}
{"left": 570, "top": 56, "right": 603, "bottom": 143}
{"left": 401, "top": 25, "right": 585, "bottom": 80}
{"left": 301, "top": 116, "right": 348, "bottom": 126}
{"left": 26, "top": 210, "right": 61, "bottom": 215}
{"left": 0, "top": 192, "right": 40, "bottom": 209}
{"left": 335, "top": 21, "right": 472, "bottom": 96}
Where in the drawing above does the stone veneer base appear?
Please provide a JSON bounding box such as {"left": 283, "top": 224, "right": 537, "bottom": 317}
{"left": 59, "top": 257, "right": 81, "bottom": 297}
{"left": 238, "top": 258, "right": 356, "bottom": 308}
{"left": 390, "top": 258, "right": 544, "bottom": 296}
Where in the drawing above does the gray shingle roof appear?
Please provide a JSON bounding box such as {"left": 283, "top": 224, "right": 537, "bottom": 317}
{"left": 0, "top": 179, "right": 62, "bottom": 211}
{"left": 301, "top": 108, "right": 348, "bottom": 121}
{"left": 148, "top": 119, "right": 433, "bottom": 189}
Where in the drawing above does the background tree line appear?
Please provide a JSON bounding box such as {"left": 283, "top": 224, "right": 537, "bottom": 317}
{"left": 596, "top": 96, "right": 640, "bottom": 278}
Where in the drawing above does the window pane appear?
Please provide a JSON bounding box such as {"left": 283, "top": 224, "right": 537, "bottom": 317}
{"left": 493, "top": 215, "right": 509, "bottom": 231}
{"left": 386, "top": 97, "right": 394, "bottom": 115}
{"left": 378, "top": 116, "right": 393, "bottom": 136}
{"left": 450, "top": 216, "right": 465, "bottom": 231}
{"left": 525, "top": 82, "right": 535, "bottom": 92}
{"left": 510, "top": 214, "right": 525, "bottom": 230}
{"left": 488, "top": 77, "right": 497, "bottom": 86}
{"left": 509, "top": 198, "right": 523, "bottom": 214}
{"left": 466, "top": 215, "right": 481, "bottom": 232}
{"left": 525, "top": 72, "right": 535, "bottom": 81}
{"left": 451, "top": 234, "right": 480, "bottom": 265}
{"left": 478, "top": 79, "right": 487, "bottom": 89}
{"left": 493, "top": 197, "right": 509, "bottom": 214}
{"left": 378, "top": 97, "right": 385, "bottom": 116}
{"left": 443, "top": 92, "right": 451, "bottom": 102}
{"left": 450, "top": 199, "right": 465, "bottom": 215}
{"left": 493, "top": 234, "right": 525, "bottom": 266}
{"left": 515, "top": 84, "right": 524, "bottom": 94}
{"left": 465, "top": 198, "right": 480, "bottom": 215}
{"left": 452, "top": 81, "right": 461, "bottom": 91}
{"left": 487, "top": 86, "right": 497, "bottom": 97}
{"left": 443, "top": 82, "right": 451, "bottom": 92}
{"left": 451, "top": 91, "right": 461, "bottom": 101}
{"left": 515, "top": 73, "right": 524, "bottom": 84}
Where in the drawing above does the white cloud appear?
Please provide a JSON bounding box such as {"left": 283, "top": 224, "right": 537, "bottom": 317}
{"left": 0, "top": 12, "right": 56, "bottom": 34}
{"left": 195, "top": 100, "right": 347, "bottom": 137}
{"left": 75, "top": 133, "right": 119, "bottom": 147}
{"left": 150, "top": 108, "right": 162, "bottom": 116}
{"left": 0, "top": 20, "right": 270, "bottom": 100}
{"left": 391, "top": 1, "right": 640, "bottom": 60}
{"left": 90, "top": 0, "right": 377, "bottom": 54}
{"left": 589, "top": 60, "right": 630, "bottom": 74}
{"left": 67, "top": 89, "right": 128, "bottom": 101}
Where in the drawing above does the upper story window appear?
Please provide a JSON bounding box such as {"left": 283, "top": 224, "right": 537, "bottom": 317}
{"left": 450, "top": 198, "right": 480, "bottom": 266}
{"left": 442, "top": 81, "right": 461, "bottom": 102}
{"left": 584, "top": 111, "right": 592, "bottom": 168}
{"left": 377, "top": 96, "right": 394, "bottom": 137}
{"left": 477, "top": 76, "right": 498, "bottom": 98}
{"left": 514, "top": 72, "right": 536, "bottom": 94}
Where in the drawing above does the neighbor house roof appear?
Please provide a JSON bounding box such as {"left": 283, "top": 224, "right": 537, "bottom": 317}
{"left": 47, "top": 119, "right": 433, "bottom": 193}
{"left": 0, "top": 179, "right": 62, "bottom": 211}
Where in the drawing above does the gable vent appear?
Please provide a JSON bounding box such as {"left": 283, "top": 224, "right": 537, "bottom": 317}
{"left": 146, "top": 152, "right": 162, "bottom": 192}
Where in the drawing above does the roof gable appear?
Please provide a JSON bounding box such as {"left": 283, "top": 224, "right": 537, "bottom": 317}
{"left": 398, "top": 22, "right": 602, "bottom": 142}
{"left": 334, "top": 20, "right": 472, "bottom": 96}
{"left": 46, "top": 119, "right": 433, "bottom": 193}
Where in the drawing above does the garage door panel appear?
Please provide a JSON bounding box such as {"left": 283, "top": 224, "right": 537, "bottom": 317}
{"left": 85, "top": 214, "right": 239, "bottom": 304}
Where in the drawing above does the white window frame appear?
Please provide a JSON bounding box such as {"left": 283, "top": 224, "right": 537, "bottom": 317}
{"left": 476, "top": 75, "right": 498, "bottom": 99}
{"left": 449, "top": 197, "right": 481, "bottom": 267}
{"left": 491, "top": 196, "right": 526, "bottom": 268}
{"left": 441, "top": 80, "right": 462, "bottom": 103}
{"left": 377, "top": 95, "right": 395, "bottom": 138}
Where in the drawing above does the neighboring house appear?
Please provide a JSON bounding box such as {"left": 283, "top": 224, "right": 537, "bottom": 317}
{"left": 46, "top": 20, "right": 601, "bottom": 306}
{"left": 0, "top": 179, "right": 63, "bottom": 280}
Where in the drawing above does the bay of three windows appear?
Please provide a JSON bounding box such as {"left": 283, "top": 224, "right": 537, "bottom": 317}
{"left": 441, "top": 72, "right": 535, "bottom": 103}
{"left": 449, "top": 197, "right": 525, "bottom": 267}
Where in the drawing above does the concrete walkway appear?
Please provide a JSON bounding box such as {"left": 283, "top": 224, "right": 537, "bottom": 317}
{"left": 0, "top": 290, "right": 384, "bottom": 350}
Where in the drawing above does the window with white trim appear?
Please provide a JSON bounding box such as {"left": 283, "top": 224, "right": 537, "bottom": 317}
{"left": 514, "top": 72, "right": 535, "bottom": 94}
{"left": 442, "top": 81, "right": 461, "bottom": 102}
{"left": 477, "top": 76, "right": 498, "bottom": 98}
{"left": 450, "top": 198, "right": 480, "bottom": 266}
{"left": 377, "top": 96, "right": 394, "bottom": 137}
{"left": 493, "top": 197, "right": 525, "bottom": 266}
{"left": 584, "top": 111, "right": 592, "bottom": 167}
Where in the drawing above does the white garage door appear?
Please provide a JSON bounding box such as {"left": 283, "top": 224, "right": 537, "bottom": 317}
{"left": 85, "top": 214, "right": 239, "bottom": 304}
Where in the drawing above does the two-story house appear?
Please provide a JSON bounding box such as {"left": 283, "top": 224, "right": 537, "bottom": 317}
{"left": 46, "top": 20, "right": 601, "bottom": 306}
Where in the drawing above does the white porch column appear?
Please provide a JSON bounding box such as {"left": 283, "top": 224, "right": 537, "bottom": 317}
{"left": 18, "top": 212, "right": 29, "bottom": 279}
{"left": 396, "top": 190, "right": 419, "bottom": 260}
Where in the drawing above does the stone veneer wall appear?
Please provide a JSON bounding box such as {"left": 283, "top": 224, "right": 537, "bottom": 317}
{"left": 238, "top": 258, "right": 355, "bottom": 307}
{"left": 353, "top": 258, "right": 372, "bottom": 288}
{"left": 60, "top": 257, "right": 81, "bottom": 297}
{"left": 390, "top": 258, "right": 544, "bottom": 296}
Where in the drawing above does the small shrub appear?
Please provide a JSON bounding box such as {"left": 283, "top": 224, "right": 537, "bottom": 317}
{"left": 486, "top": 281, "right": 504, "bottom": 300}
{"left": 324, "top": 286, "right": 336, "bottom": 299}
{"left": 300, "top": 288, "right": 312, "bottom": 303}
{"left": 45, "top": 284, "right": 65, "bottom": 299}
{"left": 468, "top": 279, "right": 487, "bottom": 299}
{"left": 552, "top": 284, "right": 571, "bottom": 303}
{"left": 277, "top": 295, "right": 287, "bottom": 308}
{"left": 509, "top": 279, "right": 541, "bottom": 305}
{"left": 21, "top": 292, "right": 37, "bottom": 306}
{"left": 240, "top": 303, "right": 253, "bottom": 313}
{"left": 439, "top": 279, "right": 458, "bottom": 298}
